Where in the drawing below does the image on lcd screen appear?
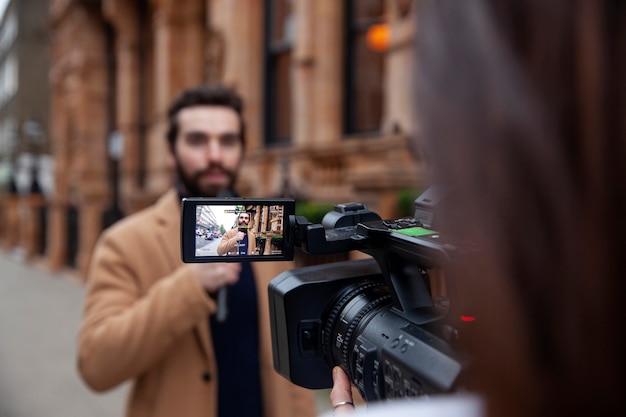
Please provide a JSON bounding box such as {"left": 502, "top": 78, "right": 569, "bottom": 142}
{"left": 195, "top": 204, "right": 287, "bottom": 257}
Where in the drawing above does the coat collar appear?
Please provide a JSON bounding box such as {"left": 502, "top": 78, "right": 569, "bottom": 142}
{"left": 153, "top": 188, "right": 184, "bottom": 270}
{"left": 152, "top": 189, "right": 215, "bottom": 361}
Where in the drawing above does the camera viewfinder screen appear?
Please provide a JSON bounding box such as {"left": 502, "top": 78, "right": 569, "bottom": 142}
{"left": 194, "top": 203, "right": 289, "bottom": 258}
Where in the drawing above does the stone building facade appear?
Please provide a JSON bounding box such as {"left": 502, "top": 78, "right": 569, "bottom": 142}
{"left": 14, "top": 0, "right": 428, "bottom": 276}
{"left": 0, "top": 0, "right": 51, "bottom": 262}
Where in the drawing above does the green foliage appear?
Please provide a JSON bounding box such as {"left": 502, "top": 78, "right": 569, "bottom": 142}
{"left": 395, "top": 188, "right": 424, "bottom": 217}
{"left": 294, "top": 189, "right": 424, "bottom": 225}
{"left": 295, "top": 202, "right": 336, "bottom": 224}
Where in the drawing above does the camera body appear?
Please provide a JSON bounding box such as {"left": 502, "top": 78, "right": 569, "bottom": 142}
{"left": 268, "top": 188, "right": 469, "bottom": 401}
{"left": 269, "top": 258, "right": 464, "bottom": 400}
{"left": 180, "top": 187, "right": 471, "bottom": 402}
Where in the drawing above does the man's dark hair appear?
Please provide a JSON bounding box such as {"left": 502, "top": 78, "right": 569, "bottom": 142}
{"left": 166, "top": 84, "right": 245, "bottom": 151}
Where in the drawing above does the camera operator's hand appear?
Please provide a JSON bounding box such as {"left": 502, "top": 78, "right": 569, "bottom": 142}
{"left": 191, "top": 262, "right": 241, "bottom": 294}
{"left": 330, "top": 366, "right": 355, "bottom": 414}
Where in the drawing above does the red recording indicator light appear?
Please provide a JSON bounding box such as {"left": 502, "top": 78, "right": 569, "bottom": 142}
{"left": 460, "top": 316, "right": 476, "bottom": 322}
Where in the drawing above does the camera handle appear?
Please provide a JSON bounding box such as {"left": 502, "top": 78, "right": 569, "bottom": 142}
{"left": 290, "top": 203, "right": 382, "bottom": 255}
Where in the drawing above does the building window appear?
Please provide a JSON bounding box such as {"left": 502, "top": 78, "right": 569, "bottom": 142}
{"left": 0, "top": 11, "right": 17, "bottom": 55}
{"left": 344, "top": 0, "right": 385, "bottom": 135}
{"left": 264, "top": 0, "right": 294, "bottom": 145}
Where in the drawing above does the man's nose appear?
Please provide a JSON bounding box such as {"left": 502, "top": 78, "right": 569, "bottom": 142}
{"left": 206, "top": 139, "right": 223, "bottom": 162}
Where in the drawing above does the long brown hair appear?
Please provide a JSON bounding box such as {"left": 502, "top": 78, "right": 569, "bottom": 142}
{"left": 415, "top": 0, "right": 626, "bottom": 415}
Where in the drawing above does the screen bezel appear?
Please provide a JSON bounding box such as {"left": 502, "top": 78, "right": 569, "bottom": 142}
{"left": 181, "top": 197, "right": 295, "bottom": 263}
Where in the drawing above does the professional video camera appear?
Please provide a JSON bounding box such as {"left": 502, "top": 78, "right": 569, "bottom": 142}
{"left": 180, "top": 186, "right": 472, "bottom": 402}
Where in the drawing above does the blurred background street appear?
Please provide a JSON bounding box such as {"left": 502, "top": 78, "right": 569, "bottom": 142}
{"left": 0, "top": 1, "right": 416, "bottom": 415}
{"left": 0, "top": 250, "right": 129, "bottom": 417}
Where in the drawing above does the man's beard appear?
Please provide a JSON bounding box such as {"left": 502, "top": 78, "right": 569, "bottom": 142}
{"left": 175, "top": 160, "right": 238, "bottom": 198}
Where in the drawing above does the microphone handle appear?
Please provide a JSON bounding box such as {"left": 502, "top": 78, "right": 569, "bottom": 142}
{"left": 215, "top": 189, "right": 233, "bottom": 323}
{"left": 216, "top": 286, "right": 228, "bottom": 322}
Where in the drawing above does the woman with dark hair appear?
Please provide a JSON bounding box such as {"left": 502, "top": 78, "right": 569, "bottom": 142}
{"left": 330, "top": 1, "right": 626, "bottom": 416}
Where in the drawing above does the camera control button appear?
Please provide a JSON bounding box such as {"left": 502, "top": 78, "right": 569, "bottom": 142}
{"left": 391, "top": 338, "right": 400, "bottom": 348}
{"left": 298, "top": 320, "right": 321, "bottom": 356}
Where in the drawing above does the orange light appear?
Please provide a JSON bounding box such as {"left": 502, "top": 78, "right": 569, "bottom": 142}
{"left": 366, "top": 23, "right": 390, "bottom": 52}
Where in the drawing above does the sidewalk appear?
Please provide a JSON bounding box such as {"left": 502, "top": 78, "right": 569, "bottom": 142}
{"left": 0, "top": 250, "right": 129, "bottom": 417}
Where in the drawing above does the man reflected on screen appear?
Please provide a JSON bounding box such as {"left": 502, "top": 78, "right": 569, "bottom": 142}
{"left": 218, "top": 211, "right": 258, "bottom": 256}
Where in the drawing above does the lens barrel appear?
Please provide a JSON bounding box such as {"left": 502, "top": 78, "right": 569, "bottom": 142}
{"left": 323, "top": 281, "right": 392, "bottom": 376}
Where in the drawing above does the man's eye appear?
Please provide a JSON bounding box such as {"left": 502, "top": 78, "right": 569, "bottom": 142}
{"left": 221, "top": 134, "right": 241, "bottom": 147}
{"left": 185, "top": 134, "right": 206, "bottom": 146}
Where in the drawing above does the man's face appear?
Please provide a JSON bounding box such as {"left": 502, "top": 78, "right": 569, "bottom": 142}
{"left": 171, "top": 105, "right": 243, "bottom": 197}
{"left": 238, "top": 213, "right": 250, "bottom": 227}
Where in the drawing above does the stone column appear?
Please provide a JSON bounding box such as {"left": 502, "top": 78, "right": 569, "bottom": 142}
{"left": 217, "top": 0, "right": 242, "bottom": 88}
{"left": 1, "top": 193, "right": 19, "bottom": 250}
{"left": 46, "top": 75, "right": 70, "bottom": 271}
{"left": 147, "top": 0, "right": 206, "bottom": 195}
{"left": 46, "top": 201, "right": 67, "bottom": 271}
{"left": 207, "top": 0, "right": 266, "bottom": 197}
{"left": 291, "top": 0, "right": 315, "bottom": 147}
{"left": 22, "top": 193, "right": 45, "bottom": 260}
{"left": 312, "top": 0, "right": 344, "bottom": 145}
{"left": 74, "top": 58, "right": 111, "bottom": 277}
{"left": 383, "top": 0, "right": 417, "bottom": 135}
{"left": 103, "top": 0, "right": 143, "bottom": 212}
{"left": 47, "top": 4, "right": 111, "bottom": 275}
{"left": 236, "top": 0, "right": 264, "bottom": 152}
{"left": 210, "top": 0, "right": 264, "bottom": 152}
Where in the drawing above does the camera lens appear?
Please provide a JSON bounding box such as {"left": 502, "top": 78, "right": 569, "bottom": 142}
{"left": 323, "top": 280, "right": 392, "bottom": 375}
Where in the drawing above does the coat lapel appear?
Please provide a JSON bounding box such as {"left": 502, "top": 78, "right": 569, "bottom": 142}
{"left": 153, "top": 189, "right": 213, "bottom": 362}
{"left": 152, "top": 189, "right": 183, "bottom": 268}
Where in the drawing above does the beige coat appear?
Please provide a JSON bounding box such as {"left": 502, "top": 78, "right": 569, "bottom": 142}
{"left": 77, "top": 189, "right": 317, "bottom": 417}
{"left": 217, "top": 227, "right": 258, "bottom": 255}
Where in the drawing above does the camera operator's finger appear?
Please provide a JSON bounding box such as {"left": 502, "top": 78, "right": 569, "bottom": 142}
{"left": 191, "top": 262, "right": 241, "bottom": 294}
{"left": 330, "top": 366, "right": 354, "bottom": 414}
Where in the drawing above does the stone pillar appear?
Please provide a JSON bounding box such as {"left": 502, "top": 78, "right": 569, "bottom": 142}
{"left": 208, "top": 0, "right": 265, "bottom": 197}
{"left": 234, "top": 0, "right": 264, "bottom": 152}
{"left": 22, "top": 193, "right": 45, "bottom": 260}
{"left": 45, "top": 67, "right": 70, "bottom": 272}
{"left": 383, "top": 0, "right": 417, "bottom": 135}
{"left": 103, "top": 0, "right": 143, "bottom": 212}
{"left": 47, "top": 4, "right": 111, "bottom": 275}
{"left": 46, "top": 70, "right": 70, "bottom": 271}
{"left": 71, "top": 37, "right": 111, "bottom": 277}
{"left": 312, "top": 0, "right": 344, "bottom": 145}
{"left": 217, "top": 0, "right": 240, "bottom": 88}
{"left": 46, "top": 201, "right": 67, "bottom": 271}
{"left": 291, "top": 0, "right": 315, "bottom": 147}
{"left": 210, "top": 0, "right": 264, "bottom": 152}
{"left": 1, "top": 193, "right": 20, "bottom": 250}
{"left": 148, "top": 0, "right": 206, "bottom": 195}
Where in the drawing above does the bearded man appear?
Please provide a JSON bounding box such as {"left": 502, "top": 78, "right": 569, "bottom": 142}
{"left": 76, "top": 84, "right": 316, "bottom": 417}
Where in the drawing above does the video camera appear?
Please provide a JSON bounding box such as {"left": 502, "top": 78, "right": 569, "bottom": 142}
{"left": 180, "top": 187, "right": 471, "bottom": 402}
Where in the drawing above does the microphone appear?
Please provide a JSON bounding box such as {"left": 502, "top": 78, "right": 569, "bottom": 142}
{"left": 215, "top": 285, "right": 228, "bottom": 322}
{"left": 215, "top": 190, "right": 235, "bottom": 322}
